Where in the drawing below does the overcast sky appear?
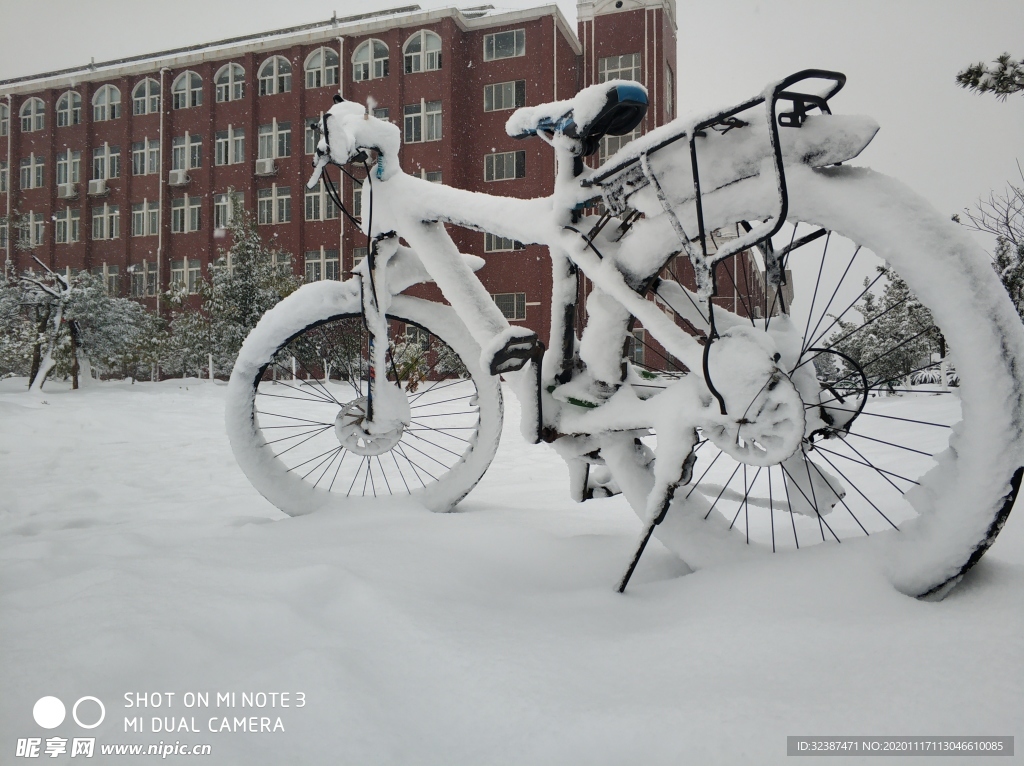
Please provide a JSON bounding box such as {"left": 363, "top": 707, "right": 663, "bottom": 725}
{"left": 1, "top": 0, "right": 1021, "bottom": 246}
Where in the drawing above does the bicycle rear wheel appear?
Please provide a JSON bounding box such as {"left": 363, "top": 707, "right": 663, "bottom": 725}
{"left": 636, "top": 165, "right": 1024, "bottom": 598}
{"left": 226, "top": 280, "right": 503, "bottom": 515}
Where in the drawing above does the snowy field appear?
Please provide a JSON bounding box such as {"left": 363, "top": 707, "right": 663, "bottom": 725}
{"left": 1, "top": 378, "right": 1021, "bottom": 765}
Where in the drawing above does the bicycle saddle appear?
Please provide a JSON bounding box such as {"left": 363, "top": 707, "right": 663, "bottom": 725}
{"left": 507, "top": 81, "right": 648, "bottom": 157}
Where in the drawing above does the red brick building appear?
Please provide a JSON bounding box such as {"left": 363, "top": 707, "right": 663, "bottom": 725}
{"left": 0, "top": 1, "right": 679, "bottom": 350}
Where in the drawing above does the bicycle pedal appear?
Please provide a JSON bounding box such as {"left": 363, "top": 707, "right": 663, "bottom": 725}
{"left": 488, "top": 333, "right": 541, "bottom": 376}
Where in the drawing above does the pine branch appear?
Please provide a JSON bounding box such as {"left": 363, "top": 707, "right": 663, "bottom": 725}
{"left": 956, "top": 53, "right": 1024, "bottom": 101}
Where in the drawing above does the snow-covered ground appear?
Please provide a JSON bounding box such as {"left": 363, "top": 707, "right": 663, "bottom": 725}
{"left": 1, "top": 378, "right": 1021, "bottom": 764}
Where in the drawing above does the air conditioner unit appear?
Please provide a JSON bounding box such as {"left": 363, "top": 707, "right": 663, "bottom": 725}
{"left": 57, "top": 183, "right": 78, "bottom": 200}
{"left": 168, "top": 169, "right": 190, "bottom": 186}
{"left": 255, "top": 158, "right": 277, "bottom": 177}
{"left": 87, "top": 178, "right": 108, "bottom": 196}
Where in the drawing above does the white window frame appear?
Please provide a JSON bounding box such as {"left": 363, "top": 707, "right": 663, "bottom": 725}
{"left": 483, "top": 29, "right": 525, "bottom": 62}
{"left": 403, "top": 99, "right": 441, "bottom": 143}
{"left": 170, "top": 194, "right": 201, "bottom": 234}
{"left": 352, "top": 39, "right": 389, "bottom": 81}
{"left": 352, "top": 246, "right": 368, "bottom": 271}
{"left": 132, "top": 78, "right": 160, "bottom": 115}
{"left": 403, "top": 30, "right": 442, "bottom": 74}
{"left": 213, "top": 191, "right": 242, "bottom": 230}
{"left": 257, "top": 184, "right": 291, "bottom": 225}
{"left": 56, "top": 150, "right": 81, "bottom": 185}
{"left": 493, "top": 292, "right": 526, "bottom": 320}
{"left": 0, "top": 161, "right": 7, "bottom": 193}
{"left": 170, "top": 258, "right": 203, "bottom": 294}
{"left": 56, "top": 91, "right": 82, "bottom": 127}
{"left": 304, "top": 180, "right": 338, "bottom": 221}
{"left": 597, "top": 53, "right": 641, "bottom": 84}
{"left": 257, "top": 119, "right": 291, "bottom": 160}
{"left": 20, "top": 153, "right": 45, "bottom": 189}
{"left": 215, "top": 63, "right": 245, "bottom": 102}
{"left": 92, "top": 143, "right": 121, "bottom": 181}
{"left": 484, "top": 233, "right": 525, "bottom": 252}
{"left": 258, "top": 56, "right": 292, "bottom": 96}
{"left": 22, "top": 211, "right": 45, "bottom": 247}
{"left": 304, "top": 246, "right": 340, "bottom": 282}
{"left": 627, "top": 328, "right": 645, "bottom": 365}
{"left": 304, "top": 47, "right": 339, "bottom": 89}
{"left": 130, "top": 261, "right": 159, "bottom": 297}
{"left": 352, "top": 181, "right": 362, "bottom": 220}
{"left": 484, "top": 150, "right": 525, "bottom": 182}
{"left": 132, "top": 139, "right": 159, "bottom": 176}
{"left": 171, "top": 132, "right": 202, "bottom": 171}
{"left": 21, "top": 98, "right": 45, "bottom": 132}
{"left": 92, "top": 85, "right": 121, "bottom": 121}
{"left": 0, "top": 103, "right": 8, "bottom": 136}
{"left": 132, "top": 199, "right": 159, "bottom": 237}
{"left": 599, "top": 126, "right": 641, "bottom": 165}
{"left": 171, "top": 71, "right": 203, "bottom": 110}
{"left": 215, "top": 126, "right": 245, "bottom": 166}
{"left": 484, "top": 80, "right": 525, "bottom": 112}
{"left": 304, "top": 115, "right": 322, "bottom": 155}
{"left": 91, "top": 203, "right": 119, "bottom": 240}
{"left": 90, "top": 263, "right": 120, "bottom": 294}
{"left": 55, "top": 208, "right": 81, "bottom": 244}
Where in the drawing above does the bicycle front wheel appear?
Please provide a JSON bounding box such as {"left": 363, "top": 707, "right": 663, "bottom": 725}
{"left": 640, "top": 165, "right": 1024, "bottom": 598}
{"left": 226, "top": 280, "right": 503, "bottom": 516}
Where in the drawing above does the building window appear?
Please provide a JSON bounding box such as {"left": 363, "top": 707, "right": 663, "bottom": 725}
{"left": 20, "top": 211, "right": 45, "bottom": 247}
{"left": 483, "top": 29, "right": 525, "bottom": 62}
{"left": 484, "top": 80, "right": 525, "bottom": 112}
{"left": 257, "top": 185, "right": 291, "bottom": 225}
{"left": 352, "top": 247, "right": 367, "bottom": 270}
{"left": 132, "top": 78, "right": 160, "bottom": 115}
{"left": 626, "top": 329, "right": 645, "bottom": 365}
{"left": 665, "top": 65, "right": 674, "bottom": 120}
{"left": 304, "top": 248, "right": 340, "bottom": 282}
{"left": 0, "top": 161, "right": 7, "bottom": 193}
{"left": 131, "top": 139, "right": 159, "bottom": 176}
{"left": 404, "top": 30, "right": 442, "bottom": 74}
{"left": 0, "top": 220, "right": 7, "bottom": 250}
{"left": 171, "top": 133, "right": 202, "bottom": 171}
{"left": 403, "top": 100, "right": 441, "bottom": 143}
{"left": 171, "top": 195, "right": 201, "bottom": 233}
{"left": 56, "top": 91, "right": 82, "bottom": 127}
{"left": 20, "top": 98, "right": 45, "bottom": 132}
{"left": 132, "top": 200, "right": 159, "bottom": 237}
{"left": 92, "top": 85, "right": 121, "bottom": 121}
{"left": 484, "top": 150, "right": 525, "bottom": 181}
{"left": 91, "top": 203, "right": 120, "bottom": 240}
{"left": 599, "top": 127, "right": 641, "bottom": 164}
{"left": 270, "top": 251, "right": 292, "bottom": 276}
{"left": 19, "top": 154, "right": 45, "bottom": 189}
{"left": 171, "top": 258, "right": 202, "bottom": 293}
{"left": 493, "top": 292, "right": 526, "bottom": 320}
{"left": 304, "top": 117, "right": 321, "bottom": 155}
{"left": 258, "top": 56, "right": 292, "bottom": 96}
{"left": 305, "top": 47, "right": 339, "bottom": 88}
{"left": 91, "top": 263, "right": 120, "bottom": 295}
{"left": 92, "top": 144, "right": 121, "bottom": 180}
{"left": 0, "top": 103, "right": 8, "bottom": 136}
{"left": 55, "top": 208, "right": 81, "bottom": 244}
{"left": 304, "top": 181, "right": 339, "bottom": 221}
{"left": 484, "top": 233, "right": 525, "bottom": 252}
{"left": 373, "top": 107, "right": 390, "bottom": 121}
{"left": 172, "top": 71, "right": 203, "bottom": 109}
{"left": 598, "top": 53, "right": 641, "bottom": 83}
{"left": 130, "top": 261, "right": 159, "bottom": 297}
{"left": 352, "top": 181, "right": 362, "bottom": 220}
{"left": 352, "top": 39, "right": 389, "bottom": 81}
{"left": 213, "top": 192, "right": 243, "bottom": 229}
{"left": 215, "top": 63, "right": 245, "bottom": 102}
{"left": 424, "top": 170, "right": 442, "bottom": 183}
{"left": 258, "top": 120, "right": 291, "bottom": 160}
{"left": 55, "top": 150, "right": 81, "bottom": 185}
{"left": 215, "top": 127, "right": 245, "bottom": 166}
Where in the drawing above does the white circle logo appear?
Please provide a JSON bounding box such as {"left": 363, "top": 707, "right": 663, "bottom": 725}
{"left": 32, "top": 697, "right": 66, "bottom": 729}
{"left": 72, "top": 697, "right": 106, "bottom": 729}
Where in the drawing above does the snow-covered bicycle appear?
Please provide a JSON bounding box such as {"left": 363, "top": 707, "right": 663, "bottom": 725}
{"left": 227, "top": 70, "right": 1024, "bottom": 598}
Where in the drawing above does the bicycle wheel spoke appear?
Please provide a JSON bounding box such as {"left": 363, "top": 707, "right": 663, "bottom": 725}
{"left": 843, "top": 431, "right": 933, "bottom": 457}
{"left": 262, "top": 424, "right": 333, "bottom": 446}
{"left": 272, "top": 426, "right": 335, "bottom": 457}
{"left": 813, "top": 449, "right": 901, "bottom": 531}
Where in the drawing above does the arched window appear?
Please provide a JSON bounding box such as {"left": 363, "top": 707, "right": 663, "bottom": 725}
{"left": 215, "top": 63, "right": 245, "bottom": 102}
{"left": 304, "top": 47, "right": 339, "bottom": 89}
{"left": 0, "top": 103, "right": 9, "bottom": 137}
{"left": 132, "top": 78, "right": 161, "bottom": 115}
{"left": 92, "top": 85, "right": 121, "bottom": 121}
{"left": 171, "top": 71, "right": 203, "bottom": 110}
{"left": 56, "top": 91, "right": 82, "bottom": 127}
{"left": 352, "top": 40, "right": 389, "bottom": 81}
{"left": 403, "top": 30, "right": 442, "bottom": 74}
{"left": 258, "top": 56, "right": 292, "bottom": 96}
{"left": 21, "top": 98, "right": 45, "bottom": 132}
